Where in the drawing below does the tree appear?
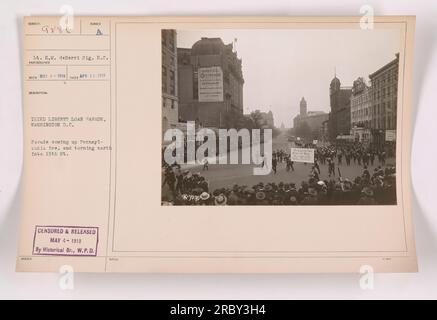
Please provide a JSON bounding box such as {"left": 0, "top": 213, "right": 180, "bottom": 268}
{"left": 249, "top": 110, "right": 264, "bottom": 129}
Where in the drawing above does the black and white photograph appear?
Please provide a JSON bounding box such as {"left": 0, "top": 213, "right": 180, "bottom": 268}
{"left": 161, "top": 28, "right": 399, "bottom": 206}
{"left": 3, "top": 0, "right": 437, "bottom": 300}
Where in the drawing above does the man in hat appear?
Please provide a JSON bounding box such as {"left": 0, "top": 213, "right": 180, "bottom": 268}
{"left": 163, "top": 165, "right": 176, "bottom": 195}
{"left": 199, "top": 191, "right": 211, "bottom": 205}
{"left": 310, "top": 166, "right": 320, "bottom": 181}
{"left": 345, "top": 151, "right": 351, "bottom": 166}
{"left": 228, "top": 189, "right": 240, "bottom": 205}
{"left": 202, "top": 158, "right": 209, "bottom": 171}
{"left": 314, "top": 158, "right": 321, "bottom": 174}
{"left": 175, "top": 168, "right": 184, "bottom": 194}
{"left": 272, "top": 156, "right": 277, "bottom": 174}
{"left": 199, "top": 176, "right": 209, "bottom": 192}
{"left": 362, "top": 165, "right": 370, "bottom": 182}
{"left": 255, "top": 191, "right": 268, "bottom": 205}
{"left": 328, "top": 158, "right": 335, "bottom": 177}
{"left": 316, "top": 180, "right": 328, "bottom": 205}
{"left": 245, "top": 188, "right": 256, "bottom": 205}
{"left": 357, "top": 187, "right": 377, "bottom": 205}
{"left": 214, "top": 193, "right": 227, "bottom": 206}
{"left": 370, "top": 151, "right": 375, "bottom": 166}
{"left": 337, "top": 152, "right": 343, "bottom": 166}
{"left": 381, "top": 151, "right": 386, "bottom": 166}
{"left": 289, "top": 196, "right": 298, "bottom": 205}
{"left": 301, "top": 187, "right": 319, "bottom": 205}
{"left": 271, "top": 192, "right": 282, "bottom": 205}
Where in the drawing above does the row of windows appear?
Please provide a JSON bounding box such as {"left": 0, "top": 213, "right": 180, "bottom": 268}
{"left": 162, "top": 51, "right": 175, "bottom": 68}
{"left": 373, "top": 85, "right": 397, "bottom": 100}
{"left": 351, "top": 120, "right": 371, "bottom": 128}
{"left": 351, "top": 93, "right": 370, "bottom": 106}
{"left": 351, "top": 97, "right": 397, "bottom": 130}
{"left": 372, "top": 99, "right": 397, "bottom": 116}
{"left": 162, "top": 66, "right": 176, "bottom": 96}
{"left": 372, "top": 116, "right": 396, "bottom": 130}
{"left": 352, "top": 108, "right": 370, "bottom": 119}
{"left": 372, "top": 68, "right": 398, "bottom": 88}
{"left": 162, "top": 98, "right": 176, "bottom": 109}
{"left": 161, "top": 30, "right": 175, "bottom": 52}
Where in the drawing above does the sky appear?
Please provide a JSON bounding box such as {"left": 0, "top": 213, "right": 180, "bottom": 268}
{"left": 177, "top": 28, "right": 400, "bottom": 128}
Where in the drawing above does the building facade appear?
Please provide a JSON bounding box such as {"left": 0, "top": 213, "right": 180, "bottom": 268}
{"left": 293, "top": 97, "right": 329, "bottom": 139}
{"left": 320, "top": 120, "right": 330, "bottom": 143}
{"left": 369, "top": 53, "right": 399, "bottom": 146}
{"left": 162, "top": 30, "right": 178, "bottom": 136}
{"left": 328, "top": 76, "right": 352, "bottom": 141}
{"left": 177, "top": 37, "right": 244, "bottom": 128}
{"left": 350, "top": 77, "right": 372, "bottom": 144}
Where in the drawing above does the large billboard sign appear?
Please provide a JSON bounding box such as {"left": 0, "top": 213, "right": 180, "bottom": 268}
{"left": 198, "top": 66, "right": 224, "bottom": 102}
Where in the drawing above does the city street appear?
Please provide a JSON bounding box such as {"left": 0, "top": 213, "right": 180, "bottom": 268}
{"left": 169, "top": 132, "right": 395, "bottom": 192}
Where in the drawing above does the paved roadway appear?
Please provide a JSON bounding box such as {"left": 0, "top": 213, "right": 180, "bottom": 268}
{"left": 179, "top": 132, "right": 395, "bottom": 191}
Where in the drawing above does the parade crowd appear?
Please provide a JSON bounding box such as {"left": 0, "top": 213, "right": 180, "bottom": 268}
{"left": 162, "top": 143, "right": 396, "bottom": 206}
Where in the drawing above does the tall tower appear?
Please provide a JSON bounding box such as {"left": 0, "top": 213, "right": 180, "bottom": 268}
{"left": 329, "top": 76, "right": 341, "bottom": 113}
{"left": 300, "top": 97, "right": 307, "bottom": 117}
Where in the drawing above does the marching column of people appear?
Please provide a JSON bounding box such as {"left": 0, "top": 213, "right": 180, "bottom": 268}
{"left": 162, "top": 142, "right": 396, "bottom": 206}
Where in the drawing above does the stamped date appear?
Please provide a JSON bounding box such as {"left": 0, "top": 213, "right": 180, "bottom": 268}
{"left": 32, "top": 225, "right": 98, "bottom": 256}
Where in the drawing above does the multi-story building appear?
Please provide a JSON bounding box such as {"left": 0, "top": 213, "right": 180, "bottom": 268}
{"left": 369, "top": 53, "right": 399, "bottom": 146}
{"left": 162, "top": 30, "right": 178, "bottom": 136}
{"left": 177, "top": 37, "right": 244, "bottom": 128}
{"left": 350, "top": 77, "right": 372, "bottom": 144}
{"left": 293, "top": 97, "right": 329, "bottom": 139}
{"left": 320, "top": 120, "right": 330, "bottom": 143}
{"left": 328, "top": 76, "right": 352, "bottom": 141}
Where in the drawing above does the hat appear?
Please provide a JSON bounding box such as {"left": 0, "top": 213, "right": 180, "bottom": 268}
{"left": 214, "top": 194, "right": 227, "bottom": 205}
{"left": 246, "top": 189, "right": 255, "bottom": 196}
{"left": 200, "top": 192, "right": 210, "bottom": 201}
{"left": 362, "top": 187, "right": 374, "bottom": 197}
{"left": 228, "top": 192, "right": 239, "bottom": 205}
{"left": 255, "top": 191, "right": 266, "bottom": 200}
{"left": 192, "top": 188, "right": 203, "bottom": 195}
{"left": 289, "top": 196, "right": 297, "bottom": 203}
{"left": 308, "top": 188, "right": 318, "bottom": 197}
